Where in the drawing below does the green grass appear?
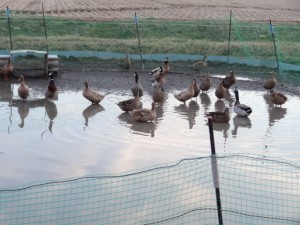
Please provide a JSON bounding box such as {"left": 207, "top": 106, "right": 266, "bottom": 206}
{"left": 0, "top": 13, "right": 299, "bottom": 66}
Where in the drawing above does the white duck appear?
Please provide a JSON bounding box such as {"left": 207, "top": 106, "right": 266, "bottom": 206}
{"left": 233, "top": 90, "right": 252, "bottom": 117}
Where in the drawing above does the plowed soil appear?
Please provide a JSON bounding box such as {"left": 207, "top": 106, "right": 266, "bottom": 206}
{"left": 1, "top": 0, "right": 299, "bottom": 22}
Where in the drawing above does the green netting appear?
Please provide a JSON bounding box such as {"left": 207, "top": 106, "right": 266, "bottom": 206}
{"left": 0, "top": 155, "right": 299, "bottom": 225}
{"left": 0, "top": 12, "right": 299, "bottom": 75}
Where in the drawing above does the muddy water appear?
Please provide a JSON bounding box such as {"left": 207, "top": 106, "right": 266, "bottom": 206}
{"left": 0, "top": 77, "right": 299, "bottom": 187}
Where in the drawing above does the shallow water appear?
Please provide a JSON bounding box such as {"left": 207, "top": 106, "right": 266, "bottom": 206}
{"left": 0, "top": 79, "right": 299, "bottom": 187}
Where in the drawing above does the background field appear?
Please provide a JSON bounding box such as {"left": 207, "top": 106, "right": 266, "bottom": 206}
{"left": 0, "top": 1, "right": 299, "bottom": 84}
{"left": 0, "top": 0, "right": 300, "bottom": 22}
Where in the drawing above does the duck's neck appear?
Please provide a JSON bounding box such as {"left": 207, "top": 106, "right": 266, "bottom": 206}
{"left": 234, "top": 91, "right": 240, "bottom": 103}
{"left": 135, "top": 74, "right": 138, "bottom": 83}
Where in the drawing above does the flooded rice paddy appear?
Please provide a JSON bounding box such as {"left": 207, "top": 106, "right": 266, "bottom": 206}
{"left": 0, "top": 71, "right": 299, "bottom": 187}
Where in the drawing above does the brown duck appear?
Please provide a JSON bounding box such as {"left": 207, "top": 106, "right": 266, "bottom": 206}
{"left": 270, "top": 90, "right": 287, "bottom": 106}
{"left": 200, "top": 72, "right": 212, "bottom": 92}
{"left": 222, "top": 70, "right": 236, "bottom": 89}
{"left": 263, "top": 71, "right": 277, "bottom": 91}
{"left": 129, "top": 102, "right": 156, "bottom": 122}
{"left": 174, "top": 79, "right": 195, "bottom": 103}
{"left": 215, "top": 81, "right": 227, "bottom": 100}
{"left": 83, "top": 81, "right": 106, "bottom": 104}
{"left": 206, "top": 107, "right": 230, "bottom": 123}
{"left": 117, "top": 92, "right": 141, "bottom": 112}
{"left": 18, "top": 75, "right": 29, "bottom": 100}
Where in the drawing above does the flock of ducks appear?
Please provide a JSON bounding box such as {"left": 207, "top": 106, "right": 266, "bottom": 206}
{"left": 2, "top": 57, "right": 288, "bottom": 124}
{"left": 82, "top": 57, "right": 287, "bottom": 124}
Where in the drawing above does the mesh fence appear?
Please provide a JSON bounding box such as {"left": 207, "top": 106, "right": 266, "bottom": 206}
{"left": 0, "top": 12, "right": 299, "bottom": 82}
{"left": 0, "top": 155, "right": 299, "bottom": 225}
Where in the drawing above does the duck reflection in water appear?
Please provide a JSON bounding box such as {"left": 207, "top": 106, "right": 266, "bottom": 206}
{"left": 16, "top": 101, "right": 29, "bottom": 128}
{"left": 262, "top": 93, "right": 287, "bottom": 149}
{"left": 224, "top": 90, "right": 235, "bottom": 108}
{"left": 231, "top": 115, "right": 252, "bottom": 137}
{"left": 174, "top": 100, "right": 200, "bottom": 129}
{"left": 269, "top": 107, "right": 287, "bottom": 126}
{"left": 155, "top": 104, "right": 164, "bottom": 124}
{"left": 45, "top": 100, "right": 58, "bottom": 133}
{"left": 263, "top": 93, "right": 287, "bottom": 126}
{"left": 214, "top": 99, "right": 225, "bottom": 112}
{"left": 118, "top": 112, "right": 157, "bottom": 137}
{"left": 82, "top": 104, "right": 105, "bottom": 127}
{"left": 199, "top": 92, "right": 211, "bottom": 113}
{"left": 208, "top": 121, "right": 230, "bottom": 151}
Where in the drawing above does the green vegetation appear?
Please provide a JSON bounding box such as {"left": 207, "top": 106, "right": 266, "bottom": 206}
{"left": 0, "top": 13, "right": 299, "bottom": 67}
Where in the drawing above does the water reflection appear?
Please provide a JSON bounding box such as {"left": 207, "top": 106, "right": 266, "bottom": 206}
{"left": 17, "top": 101, "right": 29, "bottom": 128}
{"left": 45, "top": 101, "right": 58, "bottom": 133}
{"left": 0, "top": 82, "right": 13, "bottom": 102}
{"left": 118, "top": 112, "right": 157, "bottom": 137}
{"left": 82, "top": 104, "right": 105, "bottom": 127}
{"left": 207, "top": 121, "right": 230, "bottom": 150}
{"left": 232, "top": 116, "right": 252, "bottom": 137}
{"left": 174, "top": 100, "right": 200, "bottom": 129}
{"left": 268, "top": 107, "right": 287, "bottom": 126}
{"left": 263, "top": 93, "right": 288, "bottom": 150}
{"left": 155, "top": 104, "right": 164, "bottom": 123}
{"left": 263, "top": 93, "right": 273, "bottom": 108}
{"left": 10, "top": 99, "right": 42, "bottom": 128}
{"left": 263, "top": 93, "right": 287, "bottom": 126}
{"left": 199, "top": 93, "right": 211, "bottom": 113}
{"left": 224, "top": 90, "right": 235, "bottom": 107}
{"left": 214, "top": 99, "right": 225, "bottom": 112}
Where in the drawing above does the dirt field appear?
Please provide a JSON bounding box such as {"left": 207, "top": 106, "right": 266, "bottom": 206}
{"left": 1, "top": 0, "right": 299, "bottom": 22}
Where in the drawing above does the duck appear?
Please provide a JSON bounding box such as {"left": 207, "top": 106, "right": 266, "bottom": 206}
{"left": 150, "top": 66, "right": 163, "bottom": 77}
{"left": 270, "top": 90, "right": 287, "bottom": 106}
{"left": 233, "top": 90, "right": 252, "bottom": 117}
{"left": 0, "top": 58, "right": 13, "bottom": 80}
{"left": 162, "top": 57, "right": 170, "bottom": 74}
{"left": 192, "top": 55, "right": 207, "bottom": 71}
{"left": 117, "top": 91, "right": 141, "bottom": 112}
{"left": 193, "top": 79, "right": 201, "bottom": 98}
{"left": 83, "top": 81, "right": 106, "bottom": 104}
{"left": 151, "top": 67, "right": 166, "bottom": 90}
{"left": 215, "top": 81, "right": 227, "bottom": 100}
{"left": 45, "top": 72, "right": 58, "bottom": 99}
{"left": 222, "top": 70, "right": 236, "bottom": 89}
{"left": 263, "top": 71, "right": 277, "bottom": 91}
{"left": 174, "top": 79, "right": 195, "bottom": 103}
{"left": 200, "top": 72, "right": 212, "bottom": 92}
{"left": 206, "top": 107, "right": 230, "bottom": 123}
{"left": 152, "top": 86, "right": 165, "bottom": 104}
{"left": 131, "top": 71, "right": 143, "bottom": 97}
{"left": 129, "top": 102, "right": 156, "bottom": 122}
{"left": 119, "top": 54, "right": 131, "bottom": 69}
{"left": 18, "top": 75, "right": 29, "bottom": 100}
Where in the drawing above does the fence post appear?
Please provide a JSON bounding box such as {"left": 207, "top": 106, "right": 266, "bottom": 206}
{"left": 208, "top": 117, "right": 223, "bottom": 225}
{"left": 134, "top": 12, "right": 144, "bottom": 70}
{"left": 6, "top": 6, "right": 13, "bottom": 52}
{"left": 269, "top": 19, "right": 280, "bottom": 74}
{"left": 227, "top": 10, "right": 232, "bottom": 64}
